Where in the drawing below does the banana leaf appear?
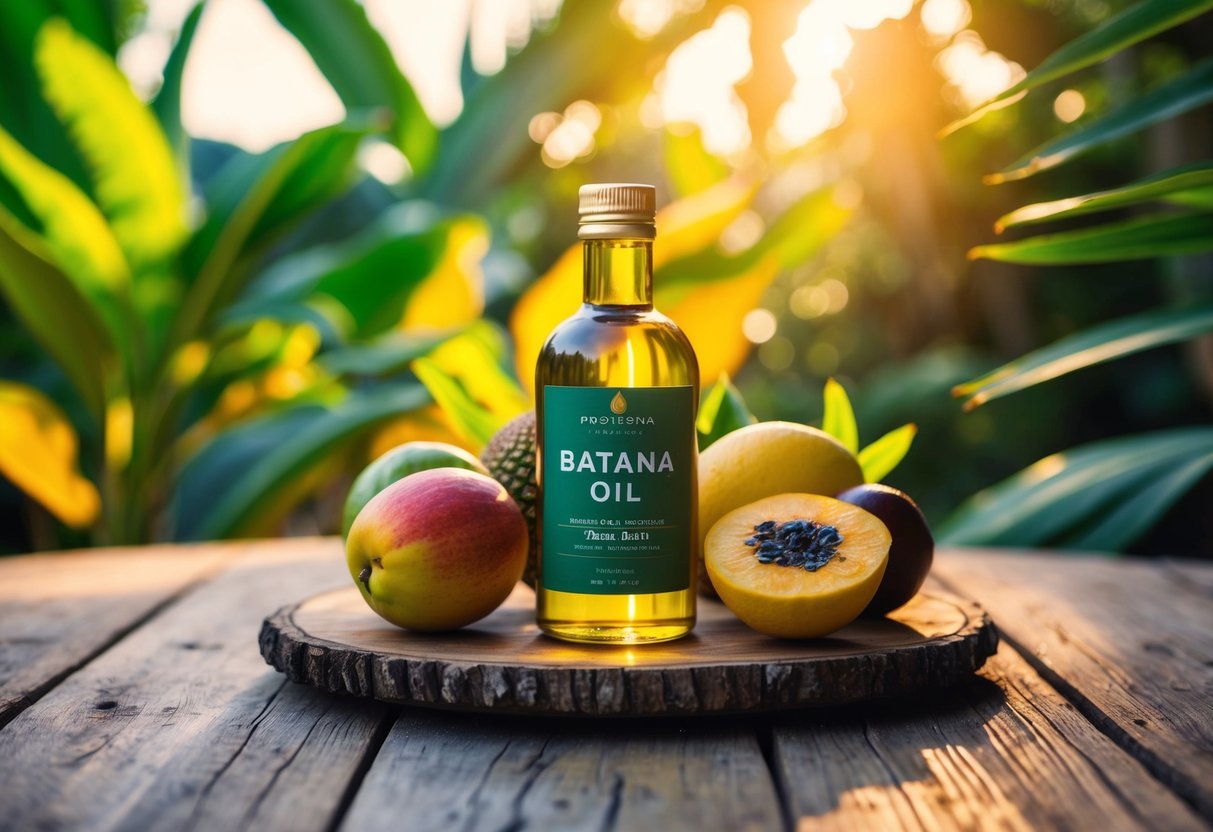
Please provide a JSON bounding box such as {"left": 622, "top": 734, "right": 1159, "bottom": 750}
{"left": 175, "top": 121, "right": 369, "bottom": 347}
{"left": 152, "top": 2, "right": 204, "bottom": 167}
{"left": 0, "top": 211, "right": 113, "bottom": 421}
{"left": 232, "top": 207, "right": 483, "bottom": 340}
{"left": 35, "top": 19, "right": 186, "bottom": 273}
{"left": 0, "top": 5, "right": 101, "bottom": 186}
{"left": 0, "top": 126, "right": 133, "bottom": 362}
{"left": 263, "top": 0, "right": 437, "bottom": 174}
{"left": 172, "top": 382, "right": 429, "bottom": 539}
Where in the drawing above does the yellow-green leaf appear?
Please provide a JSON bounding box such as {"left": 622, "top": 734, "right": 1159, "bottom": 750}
{"left": 0, "top": 380, "right": 100, "bottom": 528}
{"left": 969, "top": 213, "right": 1213, "bottom": 264}
{"left": 401, "top": 216, "right": 489, "bottom": 333}
{"left": 994, "top": 162, "right": 1213, "bottom": 231}
{"left": 35, "top": 19, "right": 186, "bottom": 272}
{"left": 662, "top": 255, "right": 781, "bottom": 384}
{"left": 697, "top": 372, "right": 756, "bottom": 449}
{"left": 822, "top": 377, "right": 858, "bottom": 454}
{"left": 427, "top": 324, "right": 530, "bottom": 422}
{"left": 412, "top": 358, "right": 501, "bottom": 449}
{"left": 0, "top": 210, "right": 113, "bottom": 421}
{"left": 858, "top": 424, "right": 917, "bottom": 483}
{"left": 0, "top": 125, "right": 133, "bottom": 358}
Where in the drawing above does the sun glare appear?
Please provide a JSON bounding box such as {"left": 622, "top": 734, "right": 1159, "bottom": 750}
{"left": 181, "top": 0, "right": 345, "bottom": 152}
{"left": 616, "top": 0, "right": 705, "bottom": 39}
{"left": 936, "top": 30, "right": 1025, "bottom": 109}
{"left": 920, "top": 0, "right": 972, "bottom": 40}
{"left": 655, "top": 7, "right": 753, "bottom": 156}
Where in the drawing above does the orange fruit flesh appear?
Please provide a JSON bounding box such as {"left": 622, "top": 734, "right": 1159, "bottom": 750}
{"left": 705, "top": 493, "right": 891, "bottom": 638}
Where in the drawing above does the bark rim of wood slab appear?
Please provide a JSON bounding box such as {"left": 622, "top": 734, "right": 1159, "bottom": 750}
{"left": 260, "top": 586, "right": 999, "bottom": 717}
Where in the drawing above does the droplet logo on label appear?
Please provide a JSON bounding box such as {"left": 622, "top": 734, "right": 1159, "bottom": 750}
{"left": 610, "top": 390, "right": 627, "bottom": 414}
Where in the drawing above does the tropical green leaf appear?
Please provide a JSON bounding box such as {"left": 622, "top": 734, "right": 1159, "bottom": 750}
{"left": 656, "top": 185, "right": 851, "bottom": 299}
{"left": 175, "top": 122, "right": 369, "bottom": 348}
{"left": 954, "top": 304, "right": 1213, "bottom": 408}
{"left": 946, "top": 0, "right": 1213, "bottom": 132}
{"left": 172, "top": 382, "right": 429, "bottom": 539}
{"left": 969, "top": 212, "right": 1213, "bottom": 264}
{"left": 233, "top": 207, "right": 482, "bottom": 341}
{"left": 152, "top": 2, "right": 204, "bottom": 164}
{"left": 822, "top": 377, "right": 858, "bottom": 453}
{"left": 988, "top": 61, "right": 1213, "bottom": 183}
{"left": 319, "top": 329, "right": 460, "bottom": 377}
{"left": 696, "top": 372, "right": 756, "bottom": 449}
{"left": 858, "top": 424, "right": 917, "bottom": 483}
{"left": 0, "top": 6, "right": 89, "bottom": 187}
{"left": 938, "top": 428, "right": 1213, "bottom": 547}
{"left": 1063, "top": 448, "right": 1213, "bottom": 550}
{"left": 995, "top": 162, "right": 1213, "bottom": 231}
{"left": 34, "top": 19, "right": 186, "bottom": 272}
{"left": 665, "top": 127, "right": 729, "bottom": 198}
{"left": 0, "top": 125, "right": 133, "bottom": 359}
{"left": 0, "top": 211, "right": 113, "bottom": 420}
{"left": 419, "top": 1, "right": 720, "bottom": 206}
{"left": 411, "top": 357, "right": 501, "bottom": 448}
{"left": 262, "top": 0, "right": 437, "bottom": 174}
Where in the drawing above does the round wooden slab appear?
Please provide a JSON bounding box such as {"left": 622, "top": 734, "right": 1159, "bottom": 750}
{"left": 260, "top": 584, "right": 997, "bottom": 716}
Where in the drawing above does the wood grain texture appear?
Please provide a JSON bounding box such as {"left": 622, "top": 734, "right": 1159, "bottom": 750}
{"left": 340, "top": 709, "right": 782, "bottom": 832}
{"left": 0, "top": 543, "right": 230, "bottom": 726}
{"left": 0, "top": 537, "right": 395, "bottom": 832}
{"left": 934, "top": 550, "right": 1213, "bottom": 819}
{"left": 260, "top": 584, "right": 997, "bottom": 715}
{"left": 771, "top": 643, "right": 1208, "bottom": 832}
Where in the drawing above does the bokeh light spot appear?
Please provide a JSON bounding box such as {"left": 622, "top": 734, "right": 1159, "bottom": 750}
{"left": 1053, "top": 89, "right": 1086, "bottom": 123}
{"left": 759, "top": 336, "right": 795, "bottom": 371}
{"left": 742, "top": 308, "right": 778, "bottom": 344}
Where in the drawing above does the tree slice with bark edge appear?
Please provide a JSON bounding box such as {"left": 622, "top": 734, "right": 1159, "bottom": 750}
{"left": 260, "top": 583, "right": 997, "bottom": 716}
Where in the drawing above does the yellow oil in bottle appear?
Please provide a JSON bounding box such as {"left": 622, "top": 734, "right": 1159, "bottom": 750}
{"left": 535, "top": 184, "right": 699, "bottom": 643}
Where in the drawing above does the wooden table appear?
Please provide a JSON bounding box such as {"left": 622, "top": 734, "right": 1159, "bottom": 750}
{"left": 0, "top": 539, "right": 1209, "bottom": 831}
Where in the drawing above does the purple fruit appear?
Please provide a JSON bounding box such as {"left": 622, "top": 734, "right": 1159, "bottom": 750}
{"left": 837, "top": 484, "right": 934, "bottom": 615}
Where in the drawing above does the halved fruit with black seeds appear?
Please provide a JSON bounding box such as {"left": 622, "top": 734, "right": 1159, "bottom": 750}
{"left": 705, "top": 493, "right": 890, "bottom": 638}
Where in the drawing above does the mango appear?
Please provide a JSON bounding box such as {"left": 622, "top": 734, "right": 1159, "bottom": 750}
{"left": 346, "top": 468, "right": 527, "bottom": 631}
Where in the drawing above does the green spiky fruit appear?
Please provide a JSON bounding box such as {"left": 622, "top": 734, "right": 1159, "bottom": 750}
{"left": 482, "top": 411, "right": 538, "bottom": 587}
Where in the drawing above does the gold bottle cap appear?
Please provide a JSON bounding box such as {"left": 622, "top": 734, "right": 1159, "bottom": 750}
{"left": 578, "top": 183, "right": 656, "bottom": 239}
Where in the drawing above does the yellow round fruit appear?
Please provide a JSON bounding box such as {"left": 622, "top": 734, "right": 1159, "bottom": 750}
{"left": 705, "top": 493, "right": 890, "bottom": 638}
{"left": 698, "top": 422, "right": 864, "bottom": 593}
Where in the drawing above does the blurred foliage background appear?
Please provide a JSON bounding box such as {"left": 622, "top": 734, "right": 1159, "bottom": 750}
{"left": 0, "top": 0, "right": 1209, "bottom": 556}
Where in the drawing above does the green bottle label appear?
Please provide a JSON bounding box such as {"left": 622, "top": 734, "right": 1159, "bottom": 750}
{"left": 540, "top": 385, "right": 696, "bottom": 595}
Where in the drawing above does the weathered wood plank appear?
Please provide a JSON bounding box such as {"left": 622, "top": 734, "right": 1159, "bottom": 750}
{"left": 934, "top": 550, "right": 1213, "bottom": 818}
{"left": 0, "top": 543, "right": 230, "bottom": 726}
{"left": 0, "top": 537, "right": 393, "bottom": 832}
{"left": 771, "top": 644, "right": 1208, "bottom": 831}
{"left": 340, "top": 710, "right": 782, "bottom": 832}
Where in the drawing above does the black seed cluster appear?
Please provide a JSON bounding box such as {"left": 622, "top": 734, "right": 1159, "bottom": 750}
{"left": 744, "top": 519, "right": 844, "bottom": 571}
